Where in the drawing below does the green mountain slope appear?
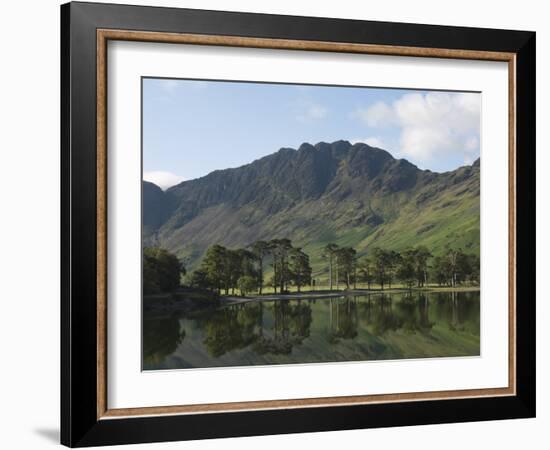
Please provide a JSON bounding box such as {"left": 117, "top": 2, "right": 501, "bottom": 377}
{"left": 143, "top": 141, "right": 479, "bottom": 276}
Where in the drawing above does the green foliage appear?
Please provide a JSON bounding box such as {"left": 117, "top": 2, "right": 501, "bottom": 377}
{"left": 251, "top": 240, "right": 270, "bottom": 294}
{"left": 357, "top": 256, "right": 375, "bottom": 288}
{"left": 336, "top": 247, "right": 357, "bottom": 289}
{"left": 466, "top": 254, "right": 481, "bottom": 284}
{"left": 322, "top": 243, "right": 340, "bottom": 290}
{"left": 201, "top": 244, "right": 231, "bottom": 293}
{"left": 397, "top": 246, "right": 432, "bottom": 289}
{"left": 397, "top": 249, "right": 417, "bottom": 289}
{"left": 289, "top": 248, "right": 312, "bottom": 292}
{"left": 195, "top": 239, "right": 313, "bottom": 295}
{"left": 193, "top": 239, "right": 479, "bottom": 295}
{"left": 237, "top": 275, "right": 257, "bottom": 296}
{"left": 269, "top": 238, "right": 294, "bottom": 293}
{"left": 143, "top": 247, "right": 185, "bottom": 294}
{"left": 370, "top": 247, "right": 401, "bottom": 289}
{"left": 189, "top": 269, "right": 209, "bottom": 289}
{"left": 431, "top": 248, "right": 480, "bottom": 286}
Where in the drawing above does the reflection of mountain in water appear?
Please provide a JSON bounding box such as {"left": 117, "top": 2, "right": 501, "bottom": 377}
{"left": 142, "top": 290, "right": 480, "bottom": 370}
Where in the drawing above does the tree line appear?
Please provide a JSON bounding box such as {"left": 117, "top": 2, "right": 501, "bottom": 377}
{"left": 352, "top": 246, "right": 479, "bottom": 290}
{"left": 143, "top": 247, "right": 186, "bottom": 295}
{"left": 143, "top": 240, "right": 480, "bottom": 296}
{"left": 189, "top": 240, "right": 479, "bottom": 295}
{"left": 190, "top": 239, "right": 312, "bottom": 296}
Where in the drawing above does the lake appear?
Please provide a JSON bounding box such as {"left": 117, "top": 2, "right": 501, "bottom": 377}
{"left": 143, "top": 290, "right": 480, "bottom": 370}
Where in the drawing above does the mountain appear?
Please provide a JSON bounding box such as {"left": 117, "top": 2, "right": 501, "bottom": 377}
{"left": 143, "top": 140, "right": 479, "bottom": 275}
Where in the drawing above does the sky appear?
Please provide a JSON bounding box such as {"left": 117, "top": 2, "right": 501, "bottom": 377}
{"left": 143, "top": 78, "right": 480, "bottom": 190}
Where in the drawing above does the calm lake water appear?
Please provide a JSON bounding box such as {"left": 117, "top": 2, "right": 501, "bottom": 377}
{"left": 143, "top": 291, "right": 480, "bottom": 370}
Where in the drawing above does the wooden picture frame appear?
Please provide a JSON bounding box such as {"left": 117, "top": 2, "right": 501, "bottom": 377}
{"left": 61, "top": 1, "right": 535, "bottom": 447}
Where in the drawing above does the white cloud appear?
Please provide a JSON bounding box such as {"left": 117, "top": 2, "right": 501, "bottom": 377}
{"left": 353, "top": 101, "right": 396, "bottom": 128}
{"left": 354, "top": 92, "right": 480, "bottom": 166}
{"left": 465, "top": 136, "right": 479, "bottom": 152}
{"left": 143, "top": 171, "right": 185, "bottom": 190}
{"left": 296, "top": 103, "right": 328, "bottom": 122}
{"left": 351, "top": 137, "right": 385, "bottom": 148}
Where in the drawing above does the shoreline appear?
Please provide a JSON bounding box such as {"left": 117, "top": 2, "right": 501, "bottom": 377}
{"left": 222, "top": 286, "right": 480, "bottom": 304}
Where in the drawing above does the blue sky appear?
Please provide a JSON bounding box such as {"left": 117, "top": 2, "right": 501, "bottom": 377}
{"left": 143, "top": 78, "right": 480, "bottom": 189}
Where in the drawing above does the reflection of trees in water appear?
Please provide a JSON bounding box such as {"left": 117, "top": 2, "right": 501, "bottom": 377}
{"left": 254, "top": 300, "right": 313, "bottom": 355}
{"left": 328, "top": 298, "right": 358, "bottom": 343}
{"left": 432, "top": 291, "right": 479, "bottom": 332}
{"left": 143, "top": 314, "right": 185, "bottom": 366}
{"left": 356, "top": 294, "right": 401, "bottom": 335}
{"left": 355, "top": 293, "right": 435, "bottom": 336}
{"left": 200, "top": 301, "right": 313, "bottom": 357}
{"left": 144, "top": 291, "right": 479, "bottom": 366}
{"left": 393, "top": 292, "right": 434, "bottom": 335}
{"left": 203, "top": 303, "right": 263, "bottom": 357}
{"left": 417, "top": 293, "right": 433, "bottom": 331}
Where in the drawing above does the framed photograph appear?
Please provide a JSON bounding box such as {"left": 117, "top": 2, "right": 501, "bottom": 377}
{"left": 61, "top": 2, "right": 536, "bottom": 447}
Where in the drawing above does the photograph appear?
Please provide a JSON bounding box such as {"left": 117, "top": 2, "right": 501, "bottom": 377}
{"left": 141, "top": 78, "right": 481, "bottom": 370}
{"left": 55, "top": 2, "right": 536, "bottom": 446}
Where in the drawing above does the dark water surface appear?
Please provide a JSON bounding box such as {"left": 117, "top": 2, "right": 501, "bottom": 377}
{"left": 143, "top": 291, "right": 480, "bottom": 370}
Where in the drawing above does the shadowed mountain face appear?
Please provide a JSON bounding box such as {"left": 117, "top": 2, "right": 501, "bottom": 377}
{"left": 143, "top": 141, "right": 480, "bottom": 273}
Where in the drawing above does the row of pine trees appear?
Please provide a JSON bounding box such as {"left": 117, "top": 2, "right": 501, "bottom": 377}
{"left": 186, "top": 240, "right": 480, "bottom": 296}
